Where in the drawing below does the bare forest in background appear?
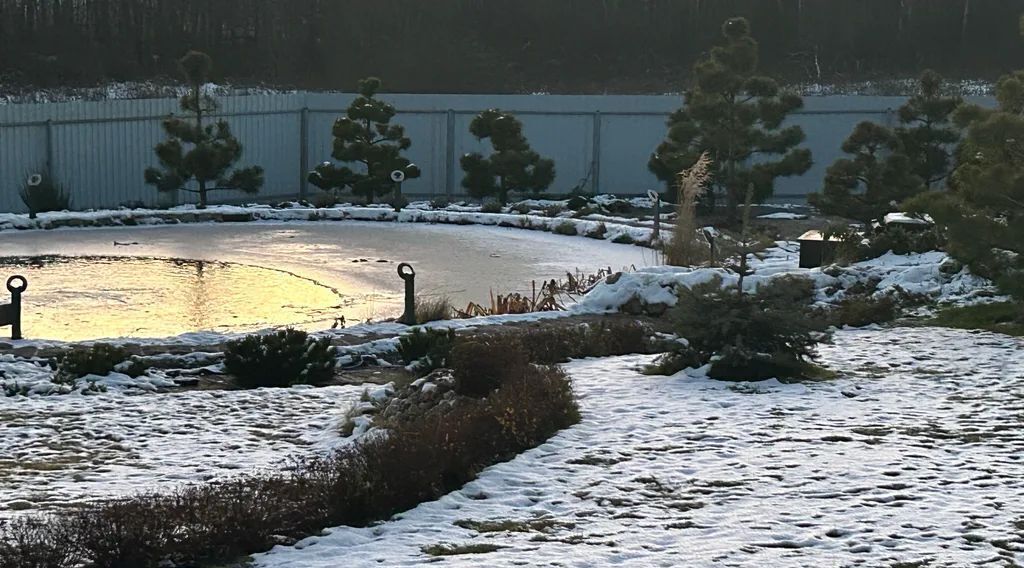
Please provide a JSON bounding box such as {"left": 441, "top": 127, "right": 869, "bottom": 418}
{"left": 0, "top": 0, "right": 1020, "bottom": 94}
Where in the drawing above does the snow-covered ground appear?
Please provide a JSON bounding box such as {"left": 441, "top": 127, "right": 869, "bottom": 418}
{"left": 0, "top": 213, "right": 1014, "bottom": 567}
{"left": 255, "top": 327, "right": 1024, "bottom": 567}
{"left": 576, "top": 245, "right": 997, "bottom": 314}
{"left": 0, "top": 202, "right": 659, "bottom": 246}
{"left": 0, "top": 383, "right": 365, "bottom": 517}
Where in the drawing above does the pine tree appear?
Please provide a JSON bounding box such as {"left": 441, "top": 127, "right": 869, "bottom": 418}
{"left": 809, "top": 122, "right": 923, "bottom": 223}
{"left": 917, "top": 71, "right": 1024, "bottom": 301}
{"left": 896, "top": 70, "right": 964, "bottom": 187}
{"left": 309, "top": 78, "right": 420, "bottom": 203}
{"left": 810, "top": 70, "right": 962, "bottom": 223}
{"left": 461, "top": 109, "right": 555, "bottom": 204}
{"left": 144, "top": 51, "right": 263, "bottom": 208}
{"left": 649, "top": 17, "right": 811, "bottom": 216}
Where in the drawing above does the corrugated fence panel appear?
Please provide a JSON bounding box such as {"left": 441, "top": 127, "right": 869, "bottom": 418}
{"left": 220, "top": 110, "right": 302, "bottom": 200}
{"left": 51, "top": 114, "right": 168, "bottom": 209}
{"left": 599, "top": 114, "right": 669, "bottom": 196}
{"left": 0, "top": 93, "right": 999, "bottom": 212}
{"left": 0, "top": 124, "right": 47, "bottom": 213}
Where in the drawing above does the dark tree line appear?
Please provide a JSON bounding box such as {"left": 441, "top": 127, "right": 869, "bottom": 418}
{"left": 1, "top": 0, "right": 1022, "bottom": 93}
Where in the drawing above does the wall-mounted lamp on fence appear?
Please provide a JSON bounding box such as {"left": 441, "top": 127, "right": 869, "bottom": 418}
{"left": 0, "top": 275, "right": 27, "bottom": 340}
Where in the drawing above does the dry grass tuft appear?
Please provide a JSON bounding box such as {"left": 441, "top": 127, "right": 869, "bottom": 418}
{"left": 664, "top": 152, "right": 712, "bottom": 267}
{"left": 415, "top": 295, "right": 453, "bottom": 324}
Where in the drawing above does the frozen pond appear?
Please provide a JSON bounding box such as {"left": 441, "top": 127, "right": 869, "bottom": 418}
{"left": 0, "top": 221, "right": 651, "bottom": 341}
{"left": 0, "top": 256, "right": 346, "bottom": 341}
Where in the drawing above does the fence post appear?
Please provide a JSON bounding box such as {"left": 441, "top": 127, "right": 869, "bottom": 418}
{"left": 591, "top": 111, "right": 602, "bottom": 194}
{"left": 44, "top": 120, "right": 54, "bottom": 176}
{"left": 445, "top": 109, "right": 456, "bottom": 199}
{"left": 298, "top": 107, "right": 309, "bottom": 200}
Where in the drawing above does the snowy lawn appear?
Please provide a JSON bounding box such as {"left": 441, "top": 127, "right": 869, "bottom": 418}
{"left": 0, "top": 384, "right": 365, "bottom": 517}
{"left": 255, "top": 327, "right": 1024, "bottom": 567}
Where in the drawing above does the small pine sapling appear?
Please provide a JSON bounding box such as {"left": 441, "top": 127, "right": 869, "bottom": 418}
{"left": 144, "top": 51, "right": 264, "bottom": 208}
{"left": 667, "top": 186, "right": 830, "bottom": 381}
{"left": 224, "top": 329, "right": 337, "bottom": 388}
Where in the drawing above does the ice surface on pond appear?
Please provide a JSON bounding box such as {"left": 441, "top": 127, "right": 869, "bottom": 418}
{"left": 0, "top": 257, "right": 346, "bottom": 342}
{"left": 0, "top": 221, "right": 649, "bottom": 341}
{"left": 0, "top": 384, "right": 365, "bottom": 517}
{"left": 255, "top": 328, "right": 1024, "bottom": 567}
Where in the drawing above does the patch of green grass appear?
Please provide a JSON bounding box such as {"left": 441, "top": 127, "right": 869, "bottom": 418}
{"left": 930, "top": 302, "right": 1024, "bottom": 337}
{"left": 421, "top": 543, "right": 504, "bottom": 556}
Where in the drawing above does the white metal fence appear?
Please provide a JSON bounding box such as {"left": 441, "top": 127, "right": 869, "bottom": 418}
{"left": 0, "top": 93, "right": 994, "bottom": 213}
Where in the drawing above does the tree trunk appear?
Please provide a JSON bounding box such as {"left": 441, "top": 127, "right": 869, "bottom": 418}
{"left": 198, "top": 180, "right": 208, "bottom": 208}
{"left": 194, "top": 79, "right": 206, "bottom": 209}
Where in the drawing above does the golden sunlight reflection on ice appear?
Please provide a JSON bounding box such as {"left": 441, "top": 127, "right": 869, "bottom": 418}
{"left": 1, "top": 256, "right": 399, "bottom": 342}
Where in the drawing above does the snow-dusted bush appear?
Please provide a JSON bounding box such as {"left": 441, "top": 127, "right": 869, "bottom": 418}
{"left": 864, "top": 226, "right": 945, "bottom": 259}
{"left": 826, "top": 295, "right": 899, "bottom": 328}
{"left": 310, "top": 191, "right": 340, "bottom": 208}
{"left": 543, "top": 204, "right": 565, "bottom": 217}
{"left": 397, "top": 328, "right": 456, "bottom": 374}
{"left": 511, "top": 319, "right": 652, "bottom": 364}
{"left": 387, "top": 194, "right": 409, "bottom": 212}
{"left": 56, "top": 343, "right": 129, "bottom": 381}
{"left": 584, "top": 222, "right": 608, "bottom": 240}
{"left": 224, "top": 329, "right": 336, "bottom": 388}
{"left": 673, "top": 276, "right": 831, "bottom": 381}
{"left": 450, "top": 337, "right": 529, "bottom": 397}
{"left": 552, "top": 221, "right": 578, "bottom": 236}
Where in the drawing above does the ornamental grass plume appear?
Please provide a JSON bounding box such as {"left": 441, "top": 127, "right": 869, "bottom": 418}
{"left": 665, "top": 152, "right": 712, "bottom": 267}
